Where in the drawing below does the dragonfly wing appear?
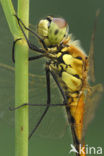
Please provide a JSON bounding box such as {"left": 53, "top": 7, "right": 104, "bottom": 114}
{"left": 0, "top": 63, "right": 46, "bottom": 125}
{"left": 0, "top": 63, "right": 68, "bottom": 139}
{"left": 82, "top": 84, "right": 103, "bottom": 140}
{"left": 88, "top": 9, "right": 100, "bottom": 83}
{"left": 82, "top": 9, "right": 102, "bottom": 140}
{"left": 29, "top": 105, "right": 68, "bottom": 139}
{"left": 88, "top": 45, "right": 95, "bottom": 83}
{"left": 0, "top": 63, "right": 15, "bottom": 125}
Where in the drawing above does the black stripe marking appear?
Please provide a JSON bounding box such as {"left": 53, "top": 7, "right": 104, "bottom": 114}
{"left": 57, "top": 52, "right": 71, "bottom": 63}
{"left": 70, "top": 116, "right": 75, "bottom": 124}
{"left": 71, "top": 125, "right": 80, "bottom": 152}
{"left": 57, "top": 55, "right": 64, "bottom": 63}
{"left": 46, "top": 17, "right": 52, "bottom": 22}
{"left": 66, "top": 107, "right": 80, "bottom": 152}
{"left": 75, "top": 56, "right": 82, "bottom": 60}
{"left": 59, "top": 65, "right": 64, "bottom": 77}
{"left": 73, "top": 74, "right": 80, "bottom": 79}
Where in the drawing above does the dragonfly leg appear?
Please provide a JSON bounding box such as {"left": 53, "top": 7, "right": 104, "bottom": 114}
{"left": 28, "top": 66, "right": 51, "bottom": 139}
{"left": 9, "top": 103, "right": 65, "bottom": 111}
{"left": 12, "top": 38, "right": 22, "bottom": 63}
{"left": 14, "top": 15, "right": 47, "bottom": 52}
{"left": 15, "top": 15, "right": 48, "bottom": 50}
{"left": 12, "top": 15, "right": 47, "bottom": 63}
{"left": 16, "top": 19, "right": 45, "bottom": 54}
{"left": 29, "top": 55, "right": 46, "bottom": 61}
{"left": 12, "top": 38, "right": 46, "bottom": 63}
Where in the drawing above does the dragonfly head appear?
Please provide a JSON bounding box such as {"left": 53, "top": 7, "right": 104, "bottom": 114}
{"left": 37, "top": 16, "right": 69, "bottom": 47}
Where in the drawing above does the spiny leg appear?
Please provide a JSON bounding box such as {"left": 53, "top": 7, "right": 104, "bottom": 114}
{"left": 9, "top": 103, "right": 65, "bottom": 111}
{"left": 12, "top": 15, "right": 49, "bottom": 63}
{"left": 15, "top": 16, "right": 45, "bottom": 52}
{"left": 28, "top": 65, "right": 51, "bottom": 139}
{"left": 12, "top": 38, "right": 46, "bottom": 63}
{"left": 15, "top": 15, "right": 48, "bottom": 50}
{"left": 12, "top": 38, "right": 22, "bottom": 63}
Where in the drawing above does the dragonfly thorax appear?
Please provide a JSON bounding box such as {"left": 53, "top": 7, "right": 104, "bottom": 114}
{"left": 49, "top": 48, "right": 85, "bottom": 94}
{"left": 37, "top": 16, "right": 69, "bottom": 47}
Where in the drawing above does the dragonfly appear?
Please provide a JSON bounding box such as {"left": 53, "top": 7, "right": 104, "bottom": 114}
{"left": 1, "top": 10, "right": 103, "bottom": 156}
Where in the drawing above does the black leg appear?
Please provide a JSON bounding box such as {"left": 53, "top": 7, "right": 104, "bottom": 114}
{"left": 9, "top": 67, "right": 51, "bottom": 139}
{"left": 48, "top": 66, "right": 68, "bottom": 105}
{"left": 12, "top": 38, "right": 22, "bottom": 63}
{"left": 12, "top": 38, "right": 46, "bottom": 63}
{"left": 15, "top": 15, "right": 47, "bottom": 53}
{"left": 46, "top": 66, "right": 50, "bottom": 104}
{"left": 18, "top": 20, "right": 45, "bottom": 53}
{"left": 15, "top": 15, "right": 48, "bottom": 50}
{"left": 9, "top": 103, "right": 65, "bottom": 111}
{"left": 28, "top": 65, "right": 51, "bottom": 139}
{"left": 29, "top": 55, "right": 46, "bottom": 61}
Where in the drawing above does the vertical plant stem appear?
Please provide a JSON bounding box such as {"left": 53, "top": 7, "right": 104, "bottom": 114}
{"left": 15, "top": 0, "right": 29, "bottom": 156}
{"left": 0, "top": 0, "right": 19, "bottom": 38}
{"left": 1, "top": 0, "right": 29, "bottom": 156}
{"left": 15, "top": 41, "right": 29, "bottom": 156}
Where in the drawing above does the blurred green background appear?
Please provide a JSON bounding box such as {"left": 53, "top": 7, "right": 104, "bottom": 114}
{"left": 0, "top": 0, "right": 104, "bottom": 156}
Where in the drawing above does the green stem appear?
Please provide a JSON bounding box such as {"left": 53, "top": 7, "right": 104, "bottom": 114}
{"left": 0, "top": 0, "right": 29, "bottom": 156}
{"left": 15, "top": 40, "right": 29, "bottom": 156}
{"left": 15, "top": 0, "right": 29, "bottom": 156}
{"left": 0, "top": 0, "right": 19, "bottom": 38}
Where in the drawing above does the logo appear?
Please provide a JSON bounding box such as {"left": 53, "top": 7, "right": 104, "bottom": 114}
{"left": 69, "top": 144, "right": 78, "bottom": 154}
{"left": 69, "top": 144, "right": 103, "bottom": 155}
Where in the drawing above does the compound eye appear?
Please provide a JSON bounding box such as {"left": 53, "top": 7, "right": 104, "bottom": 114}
{"left": 52, "top": 18, "right": 67, "bottom": 29}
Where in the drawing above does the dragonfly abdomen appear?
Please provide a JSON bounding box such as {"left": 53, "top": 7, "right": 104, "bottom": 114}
{"left": 66, "top": 94, "right": 86, "bottom": 156}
